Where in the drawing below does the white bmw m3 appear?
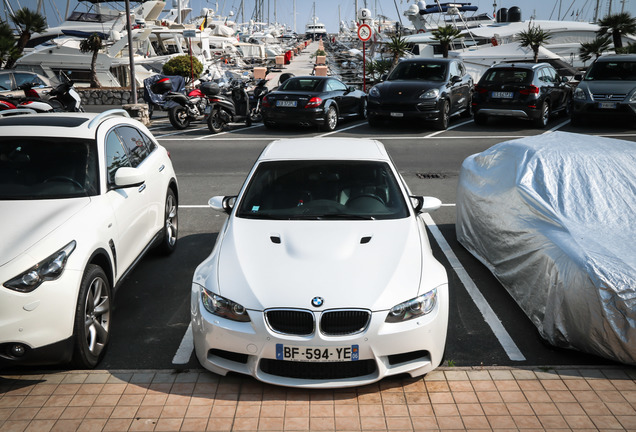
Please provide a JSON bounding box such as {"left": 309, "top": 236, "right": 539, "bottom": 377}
{"left": 191, "top": 138, "right": 448, "bottom": 388}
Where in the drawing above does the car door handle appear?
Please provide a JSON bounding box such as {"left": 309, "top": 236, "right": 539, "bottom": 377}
{"left": 138, "top": 184, "right": 146, "bottom": 193}
{"left": 159, "top": 164, "right": 165, "bottom": 172}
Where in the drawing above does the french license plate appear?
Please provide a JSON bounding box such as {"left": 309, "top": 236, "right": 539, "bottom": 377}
{"left": 276, "top": 344, "right": 359, "bottom": 362}
{"left": 598, "top": 102, "right": 617, "bottom": 109}
{"left": 276, "top": 100, "right": 297, "bottom": 107}
{"left": 390, "top": 112, "right": 404, "bottom": 117}
{"left": 491, "top": 91, "right": 513, "bottom": 98}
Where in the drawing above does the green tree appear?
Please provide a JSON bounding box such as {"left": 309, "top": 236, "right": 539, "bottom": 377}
{"left": 518, "top": 24, "right": 552, "bottom": 63}
{"left": 162, "top": 55, "right": 203, "bottom": 85}
{"left": 431, "top": 25, "right": 462, "bottom": 58}
{"left": 579, "top": 35, "right": 611, "bottom": 62}
{"left": 4, "top": 8, "right": 46, "bottom": 69}
{"left": 385, "top": 34, "right": 409, "bottom": 68}
{"left": 597, "top": 12, "right": 636, "bottom": 52}
{"left": 0, "top": 20, "right": 16, "bottom": 69}
{"left": 79, "top": 33, "right": 104, "bottom": 88}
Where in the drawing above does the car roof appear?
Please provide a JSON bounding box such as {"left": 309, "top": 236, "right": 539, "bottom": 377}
{"left": 594, "top": 54, "right": 636, "bottom": 62}
{"left": 489, "top": 62, "right": 550, "bottom": 70}
{"left": 258, "top": 138, "right": 391, "bottom": 162}
{"left": 0, "top": 109, "right": 134, "bottom": 139}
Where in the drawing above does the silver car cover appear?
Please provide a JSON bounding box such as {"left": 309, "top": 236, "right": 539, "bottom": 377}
{"left": 456, "top": 132, "right": 636, "bottom": 364}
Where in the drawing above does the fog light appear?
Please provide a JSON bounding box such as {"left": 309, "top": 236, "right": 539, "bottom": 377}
{"left": 10, "top": 344, "right": 26, "bottom": 357}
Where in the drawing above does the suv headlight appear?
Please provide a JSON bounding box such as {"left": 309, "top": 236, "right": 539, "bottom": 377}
{"left": 420, "top": 88, "right": 440, "bottom": 99}
{"left": 201, "top": 288, "right": 250, "bottom": 322}
{"left": 630, "top": 91, "right": 636, "bottom": 102}
{"left": 573, "top": 87, "right": 587, "bottom": 101}
{"left": 4, "top": 241, "right": 76, "bottom": 293}
{"left": 385, "top": 289, "right": 437, "bottom": 323}
{"left": 369, "top": 86, "right": 380, "bottom": 98}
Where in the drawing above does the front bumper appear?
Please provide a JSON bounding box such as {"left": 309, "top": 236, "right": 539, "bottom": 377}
{"left": 572, "top": 100, "right": 636, "bottom": 119}
{"left": 0, "top": 268, "right": 81, "bottom": 365}
{"left": 191, "top": 285, "right": 448, "bottom": 388}
{"left": 367, "top": 99, "right": 441, "bottom": 121}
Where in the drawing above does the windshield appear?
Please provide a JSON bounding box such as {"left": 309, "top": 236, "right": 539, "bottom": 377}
{"left": 0, "top": 138, "right": 99, "bottom": 199}
{"left": 236, "top": 160, "right": 409, "bottom": 220}
{"left": 585, "top": 61, "right": 636, "bottom": 81}
{"left": 388, "top": 62, "right": 447, "bottom": 81}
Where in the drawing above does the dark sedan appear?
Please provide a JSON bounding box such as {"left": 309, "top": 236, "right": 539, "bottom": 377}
{"left": 473, "top": 62, "right": 572, "bottom": 128}
{"left": 366, "top": 58, "right": 473, "bottom": 130}
{"left": 261, "top": 76, "right": 367, "bottom": 131}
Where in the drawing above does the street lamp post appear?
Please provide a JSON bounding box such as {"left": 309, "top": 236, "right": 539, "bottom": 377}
{"left": 125, "top": 0, "right": 137, "bottom": 104}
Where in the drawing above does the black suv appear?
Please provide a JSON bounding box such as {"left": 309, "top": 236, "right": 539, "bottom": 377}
{"left": 367, "top": 58, "right": 473, "bottom": 130}
{"left": 473, "top": 63, "right": 572, "bottom": 128}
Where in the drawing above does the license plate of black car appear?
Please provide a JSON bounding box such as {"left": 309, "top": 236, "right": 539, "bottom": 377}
{"left": 491, "top": 91, "right": 513, "bottom": 98}
{"left": 390, "top": 112, "right": 404, "bottom": 117}
{"left": 276, "top": 100, "right": 297, "bottom": 107}
{"left": 598, "top": 102, "right": 617, "bottom": 109}
{"left": 275, "top": 344, "right": 359, "bottom": 362}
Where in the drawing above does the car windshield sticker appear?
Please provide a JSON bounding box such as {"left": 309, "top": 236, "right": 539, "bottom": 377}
{"left": 251, "top": 206, "right": 260, "bottom": 212}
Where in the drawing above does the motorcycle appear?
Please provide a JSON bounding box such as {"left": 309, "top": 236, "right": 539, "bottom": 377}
{"left": 164, "top": 85, "right": 210, "bottom": 130}
{"left": 0, "top": 82, "right": 55, "bottom": 113}
{"left": 206, "top": 79, "right": 252, "bottom": 134}
{"left": 47, "top": 76, "right": 83, "bottom": 112}
{"left": 248, "top": 78, "right": 269, "bottom": 123}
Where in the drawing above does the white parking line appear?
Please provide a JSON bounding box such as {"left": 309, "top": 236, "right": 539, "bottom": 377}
{"left": 172, "top": 322, "right": 194, "bottom": 364}
{"left": 422, "top": 213, "right": 526, "bottom": 361}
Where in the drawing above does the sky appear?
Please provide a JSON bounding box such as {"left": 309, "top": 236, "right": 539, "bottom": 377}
{"left": 6, "top": 0, "right": 636, "bottom": 34}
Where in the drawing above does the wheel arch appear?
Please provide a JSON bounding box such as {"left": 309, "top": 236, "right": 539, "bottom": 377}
{"left": 86, "top": 248, "right": 115, "bottom": 293}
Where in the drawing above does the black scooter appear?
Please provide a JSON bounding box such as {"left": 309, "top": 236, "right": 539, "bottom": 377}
{"left": 206, "top": 79, "right": 252, "bottom": 134}
{"left": 248, "top": 79, "right": 269, "bottom": 123}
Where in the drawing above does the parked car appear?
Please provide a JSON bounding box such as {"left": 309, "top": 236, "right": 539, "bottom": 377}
{"left": 456, "top": 132, "right": 636, "bottom": 365}
{"left": 0, "top": 109, "right": 179, "bottom": 368}
{"left": 472, "top": 62, "right": 572, "bottom": 128}
{"left": 0, "top": 70, "right": 52, "bottom": 99}
{"left": 366, "top": 58, "right": 473, "bottom": 130}
{"left": 261, "top": 76, "right": 367, "bottom": 131}
{"left": 571, "top": 54, "right": 636, "bottom": 126}
{"left": 191, "top": 138, "right": 449, "bottom": 388}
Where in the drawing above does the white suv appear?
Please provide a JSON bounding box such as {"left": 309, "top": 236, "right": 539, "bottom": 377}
{"left": 0, "top": 109, "right": 178, "bottom": 368}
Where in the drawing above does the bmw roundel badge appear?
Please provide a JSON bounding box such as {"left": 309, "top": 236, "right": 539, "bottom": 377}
{"left": 311, "top": 297, "right": 324, "bottom": 307}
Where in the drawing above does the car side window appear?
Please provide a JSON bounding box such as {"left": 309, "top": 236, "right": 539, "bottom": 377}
{"left": 327, "top": 79, "right": 347, "bottom": 92}
{"left": 0, "top": 73, "right": 12, "bottom": 90}
{"left": 545, "top": 67, "right": 558, "bottom": 83}
{"left": 14, "top": 73, "right": 45, "bottom": 88}
{"left": 449, "top": 62, "right": 460, "bottom": 78}
{"left": 105, "top": 131, "right": 131, "bottom": 184}
{"left": 113, "top": 126, "right": 150, "bottom": 167}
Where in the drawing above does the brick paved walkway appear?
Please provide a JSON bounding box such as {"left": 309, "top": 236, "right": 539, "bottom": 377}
{"left": 1, "top": 366, "right": 636, "bottom": 431}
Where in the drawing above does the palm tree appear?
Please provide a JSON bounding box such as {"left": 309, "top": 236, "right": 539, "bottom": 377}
{"left": 385, "top": 35, "right": 409, "bottom": 68}
{"left": 597, "top": 12, "right": 636, "bottom": 52}
{"left": 579, "top": 36, "right": 611, "bottom": 63}
{"left": 517, "top": 24, "right": 552, "bottom": 63}
{"left": 0, "top": 20, "right": 16, "bottom": 69}
{"left": 4, "top": 8, "right": 46, "bottom": 69}
{"left": 79, "top": 33, "right": 104, "bottom": 88}
{"left": 431, "top": 25, "right": 462, "bottom": 58}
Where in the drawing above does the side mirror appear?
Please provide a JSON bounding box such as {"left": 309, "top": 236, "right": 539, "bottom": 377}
{"left": 347, "top": 85, "right": 356, "bottom": 93}
{"left": 209, "top": 195, "right": 236, "bottom": 214}
{"left": 574, "top": 74, "right": 583, "bottom": 81}
{"left": 380, "top": 74, "right": 388, "bottom": 82}
{"left": 114, "top": 167, "right": 145, "bottom": 188}
{"left": 451, "top": 75, "right": 461, "bottom": 83}
{"left": 410, "top": 196, "right": 442, "bottom": 214}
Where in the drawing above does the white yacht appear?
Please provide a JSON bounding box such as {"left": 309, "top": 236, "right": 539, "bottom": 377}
{"left": 305, "top": 3, "right": 327, "bottom": 41}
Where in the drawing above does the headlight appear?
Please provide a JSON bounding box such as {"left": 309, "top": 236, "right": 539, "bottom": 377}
{"left": 573, "top": 87, "right": 587, "bottom": 101}
{"left": 385, "top": 289, "right": 437, "bottom": 323}
{"left": 369, "top": 86, "right": 380, "bottom": 98}
{"left": 630, "top": 91, "right": 636, "bottom": 102}
{"left": 200, "top": 288, "right": 250, "bottom": 322}
{"left": 420, "top": 88, "right": 440, "bottom": 99}
{"left": 4, "top": 241, "right": 76, "bottom": 293}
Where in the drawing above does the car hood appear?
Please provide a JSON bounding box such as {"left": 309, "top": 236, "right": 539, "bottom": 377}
{"left": 0, "top": 198, "right": 90, "bottom": 266}
{"left": 580, "top": 80, "right": 636, "bottom": 94}
{"left": 376, "top": 80, "right": 439, "bottom": 97}
{"left": 215, "top": 218, "right": 424, "bottom": 311}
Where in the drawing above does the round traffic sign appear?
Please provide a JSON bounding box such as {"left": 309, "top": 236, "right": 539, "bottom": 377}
{"left": 357, "top": 24, "right": 372, "bottom": 42}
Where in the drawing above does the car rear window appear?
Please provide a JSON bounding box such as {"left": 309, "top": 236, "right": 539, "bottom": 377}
{"left": 585, "top": 61, "right": 636, "bottom": 81}
{"left": 482, "top": 69, "right": 531, "bottom": 84}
